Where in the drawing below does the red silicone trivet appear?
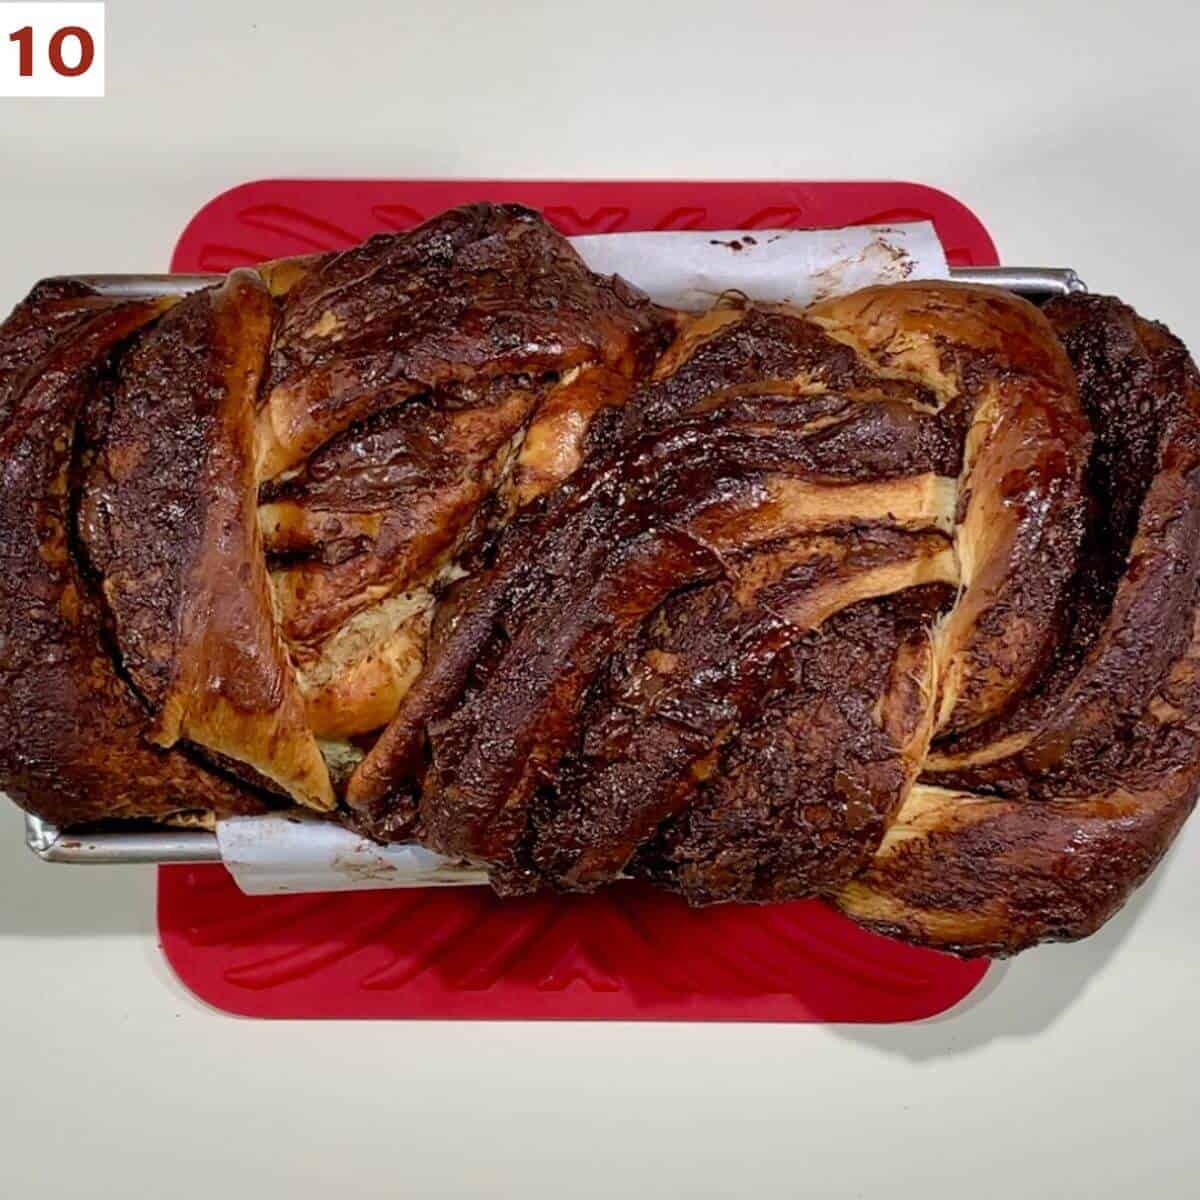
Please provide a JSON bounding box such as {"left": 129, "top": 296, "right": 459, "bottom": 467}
{"left": 159, "top": 179, "right": 996, "bottom": 1021}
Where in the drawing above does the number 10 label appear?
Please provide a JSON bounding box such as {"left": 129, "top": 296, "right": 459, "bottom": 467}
{"left": 1, "top": 3, "right": 104, "bottom": 96}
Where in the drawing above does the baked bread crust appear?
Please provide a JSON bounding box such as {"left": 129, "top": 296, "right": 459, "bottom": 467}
{"left": 2, "top": 208, "right": 1197, "bottom": 956}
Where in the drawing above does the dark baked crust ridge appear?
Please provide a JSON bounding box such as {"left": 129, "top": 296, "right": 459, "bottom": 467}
{"left": 78, "top": 270, "right": 335, "bottom": 809}
{"left": 0, "top": 291, "right": 265, "bottom": 826}
{"left": 631, "top": 585, "right": 950, "bottom": 903}
{"left": 927, "top": 295, "right": 1200, "bottom": 793}
{"left": 839, "top": 295, "right": 1200, "bottom": 952}
{"left": 257, "top": 203, "right": 670, "bottom": 479}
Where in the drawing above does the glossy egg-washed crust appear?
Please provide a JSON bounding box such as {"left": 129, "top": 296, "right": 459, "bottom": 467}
{"left": 1, "top": 204, "right": 1198, "bottom": 958}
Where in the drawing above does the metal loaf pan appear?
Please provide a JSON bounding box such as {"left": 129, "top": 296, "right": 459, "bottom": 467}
{"left": 18, "top": 263, "right": 1086, "bottom": 868}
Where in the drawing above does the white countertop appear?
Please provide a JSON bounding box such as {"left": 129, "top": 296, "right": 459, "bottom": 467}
{"left": 2, "top": 2, "right": 1198, "bottom": 1196}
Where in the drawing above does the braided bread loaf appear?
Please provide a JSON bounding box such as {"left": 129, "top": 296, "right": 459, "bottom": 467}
{"left": 2, "top": 203, "right": 1197, "bottom": 956}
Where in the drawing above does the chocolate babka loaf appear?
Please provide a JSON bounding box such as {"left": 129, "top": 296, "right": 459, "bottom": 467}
{"left": 3, "top": 203, "right": 1196, "bottom": 956}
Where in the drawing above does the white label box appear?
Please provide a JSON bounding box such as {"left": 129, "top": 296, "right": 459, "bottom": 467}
{"left": 0, "top": 3, "right": 104, "bottom": 97}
